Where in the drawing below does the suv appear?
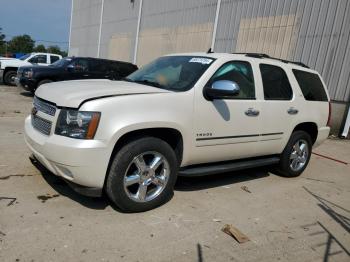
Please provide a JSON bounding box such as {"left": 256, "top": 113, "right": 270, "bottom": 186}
{"left": 0, "top": 53, "right": 62, "bottom": 85}
{"left": 16, "top": 57, "right": 138, "bottom": 93}
{"left": 24, "top": 52, "right": 331, "bottom": 212}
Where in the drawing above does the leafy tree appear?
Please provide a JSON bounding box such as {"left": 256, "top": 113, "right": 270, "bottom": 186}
{"left": 34, "top": 44, "right": 46, "bottom": 52}
{"left": 8, "top": 34, "right": 35, "bottom": 53}
{"left": 46, "top": 45, "right": 61, "bottom": 55}
{"left": 0, "top": 28, "right": 6, "bottom": 54}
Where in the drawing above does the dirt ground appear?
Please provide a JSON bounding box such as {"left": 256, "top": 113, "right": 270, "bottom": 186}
{"left": 0, "top": 84, "right": 349, "bottom": 262}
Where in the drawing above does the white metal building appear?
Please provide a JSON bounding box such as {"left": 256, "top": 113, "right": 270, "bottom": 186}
{"left": 69, "top": 0, "right": 350, "bottom": 135}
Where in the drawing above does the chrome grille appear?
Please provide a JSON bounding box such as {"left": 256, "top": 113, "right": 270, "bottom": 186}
{"left": 33, "top": 96, "right": 56, "bottom": 116}
{"left": 31, "top": 115, "right": 52, "bottom": 136}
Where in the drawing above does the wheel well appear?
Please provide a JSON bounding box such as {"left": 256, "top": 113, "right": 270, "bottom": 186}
{"left": 293, "top": 122, "right": 318, "bottom": 144}
{"left": 110, "top": 128, "right": 183, "bottom": 165}
{"left": 4, "top": 67, "right": 18, "bottom": 74}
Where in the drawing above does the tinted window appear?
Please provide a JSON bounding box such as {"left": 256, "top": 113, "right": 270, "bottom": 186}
{"left": 50, "top": 56, "right": 60, "bottom": 64}
{"left": 208, "top": 61, "right": 255, "bottom": 99}
{"left": 292, "top": 69, "right": 328, "bottom": 101}
{"left": 70, "top": 59, "right": 89, "bottom": 72}
{"left": 89, "top": 59, "right": 108, "bottom": 72}
{"left": 260, "top": 64, "right": 293, "bottom": 100}
{"left": 29, "top": 55, "right": 47, "bottom": 64}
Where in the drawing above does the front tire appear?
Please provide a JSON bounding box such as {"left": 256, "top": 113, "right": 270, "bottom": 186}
{"left": 277, "top": 131, "right": 312, "bottom": 177}
{"left": 106, "top": 137, "right": 178, "bottom": 212}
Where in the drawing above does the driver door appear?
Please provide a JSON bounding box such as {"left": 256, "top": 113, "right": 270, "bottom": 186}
{"left": 193, "top": 60, "right": 263, "bottom": 164}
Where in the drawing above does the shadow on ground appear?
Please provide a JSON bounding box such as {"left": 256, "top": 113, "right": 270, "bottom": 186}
{"left": 20, "top": 91, "right": 34, "bottom": 97}
{"left": 30, "top": 155, "right": 273, "bottom": 211}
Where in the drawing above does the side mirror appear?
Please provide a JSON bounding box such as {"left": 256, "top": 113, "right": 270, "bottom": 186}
{"left": 204, "top": 80, "right": 240, "bottom": 100}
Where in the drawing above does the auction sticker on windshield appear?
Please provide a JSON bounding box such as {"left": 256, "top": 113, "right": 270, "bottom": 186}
{"left": 189, "top": 57, "right": 213, "bottom": 65}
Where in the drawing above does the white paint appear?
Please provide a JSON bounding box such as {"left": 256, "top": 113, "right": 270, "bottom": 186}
{"left": 211, "top": 0, "right": 222, "bottom": 51}
{"left": 97, "top": 0, "right": 105, "bottom": 58}
{"left": 133, "top": 0, "right": 143, "bottom": 64}
{"left": 68, "top": 0, "right": 74, "bottom": 55}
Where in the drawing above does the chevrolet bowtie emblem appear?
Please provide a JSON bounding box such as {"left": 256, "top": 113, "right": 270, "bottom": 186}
{"left": 32, "top": 107, "right": 38, "bottom": 116}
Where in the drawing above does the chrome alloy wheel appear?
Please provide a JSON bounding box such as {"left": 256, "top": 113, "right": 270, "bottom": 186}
{"left": 123, "top": 151, "right": 170, "bottom": 202}
{"left": 289, "top": 139, "right": 309, "bottom": 172}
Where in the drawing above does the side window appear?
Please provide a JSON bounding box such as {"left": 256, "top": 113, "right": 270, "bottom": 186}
{"left": 90, "top": 59, "right": 108, "bottom": 72}
{"left": 260, "top": 64, "right": 293, "bottom": 100}
{"left": 208, "top": 61, "right": 255, "bottom": 99}
{"left": 29, "top": 55, "right": 47, "bottom": 64}
{"left": 292, "top": 69, "right": 328, "bottom": 101}
{"left": 50, "top": 55, "right": 60, "bottom": 64}
{"left": 70, "top": 59, "right": 89, "bottom": 72}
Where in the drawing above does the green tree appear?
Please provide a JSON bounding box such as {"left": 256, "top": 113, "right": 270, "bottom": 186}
{"left": 34, "top": 44, "right": 46, "bottom": 52}
{"left": 8, "top": 34, "right": 35, "bottom": 53}
{"left": 0, "top": 28, "right": 6, "bottom": 55}
{"left": 46, "top": 45, "right": 61, "bottom": 55}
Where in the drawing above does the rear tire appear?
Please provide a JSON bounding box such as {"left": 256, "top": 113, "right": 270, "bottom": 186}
{"left": 4, "top": 70, "right": 17, "bottom": 86}
{"left": 277, "top": 131, "right": 312, "bottom": 177}
{"left": 106, "top": 137, "right": 178, "bottom": 212}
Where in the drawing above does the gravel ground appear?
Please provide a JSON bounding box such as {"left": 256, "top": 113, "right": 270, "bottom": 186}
{"left": 0, "top": 84, "right": 349, "bottom": 262}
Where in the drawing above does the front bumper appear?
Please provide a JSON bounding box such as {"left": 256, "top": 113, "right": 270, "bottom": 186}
{"left": 15, "top": 76, "right": 37, "bottom": 92}
{"left": 24, "top": 115, "right": 111, "bottom": 194}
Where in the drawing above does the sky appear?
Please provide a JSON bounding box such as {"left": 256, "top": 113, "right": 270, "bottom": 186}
{"left": 0, "top": 0, "right": 71, "bottom": 51}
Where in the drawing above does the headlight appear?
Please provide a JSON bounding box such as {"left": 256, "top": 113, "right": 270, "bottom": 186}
{"left": 55, "top": 109, "right": 101, "bottom": 139}
{"left": 24, "top": 69, "right": 33, "bottom": 78}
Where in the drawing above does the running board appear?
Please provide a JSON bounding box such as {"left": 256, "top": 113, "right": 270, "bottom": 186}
{"left": 178, "top": 156, "right": 280, "bottom": 177}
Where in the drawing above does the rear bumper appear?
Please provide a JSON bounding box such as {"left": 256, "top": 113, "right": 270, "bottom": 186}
{"left": 314, "top": 126, "right": 330, "bottom": 148}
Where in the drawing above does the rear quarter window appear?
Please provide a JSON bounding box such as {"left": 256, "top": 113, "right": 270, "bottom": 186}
{"left": 292, "top": 69, "right": 328, "bottom": 101}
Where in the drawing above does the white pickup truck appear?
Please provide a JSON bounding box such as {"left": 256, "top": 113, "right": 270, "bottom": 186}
{"left": 24, "top": 52, "right": 331, "bottom": 212}
{"left": 0, "top": 53, "right": 62, "bottom": 85}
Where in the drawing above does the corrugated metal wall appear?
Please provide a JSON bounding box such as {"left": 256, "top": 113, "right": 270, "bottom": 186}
{"left": 214, "top": 0, "right": 350, "bottom": 102}
{"left": 69, "top": 0, "right": 350, "bottom": 102}
{"left": 70, "top": 0, "right": 102, "bottom": 56}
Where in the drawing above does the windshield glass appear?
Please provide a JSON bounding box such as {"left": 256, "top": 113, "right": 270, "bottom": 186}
{"left": 50, "top": 57, "right": 72, "bottom": 67}
{"left": 126, "top": 56, "right": 215, "bottom": 91}
{"left": 19, "top": 54, "right": 31, "bottom": 60}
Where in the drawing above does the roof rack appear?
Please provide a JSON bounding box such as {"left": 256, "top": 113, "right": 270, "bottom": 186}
{"left": 235, "top": 52, "right": 309, "bottom": 68}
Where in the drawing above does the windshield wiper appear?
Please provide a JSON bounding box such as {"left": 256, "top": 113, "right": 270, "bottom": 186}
{"left": 121, "top": 77, "right": 134, "bottom": 82}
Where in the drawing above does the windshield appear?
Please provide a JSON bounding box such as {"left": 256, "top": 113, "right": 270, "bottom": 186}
{"left": 125, "top": 56, "right": 215, "bottom": 91}
{"left": 19, "top": 54, "right": 31, "bottom": 60}
{"left": 50, "top": 57, "right": 72, "bottom": 67}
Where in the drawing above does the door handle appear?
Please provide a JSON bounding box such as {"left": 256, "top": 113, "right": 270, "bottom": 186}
{"left": 287, "top": 107, "right": 299, "bottom": 115}
{"left": 83, "top": 74, "right": 90, "bottom": 77}
{"left": 245, "top": 108, "right": 260, "bottom": 117}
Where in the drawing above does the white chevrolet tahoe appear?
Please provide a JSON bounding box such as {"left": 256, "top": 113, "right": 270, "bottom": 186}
{"left": 24, "top": 52, "right": 331, "bottom": 212}
{"left": 0, "top": 53, "right": 62, "bottom": 85}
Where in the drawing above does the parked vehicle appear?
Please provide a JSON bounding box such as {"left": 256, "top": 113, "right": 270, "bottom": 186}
{"left": 16, "top": 57, "right": 138, "bottom": 93}
{"left": 0, "top": 53, "right": 62, "bottom": 86}
{"left": 24, "top": 52, "right": 331, "bottom": 212}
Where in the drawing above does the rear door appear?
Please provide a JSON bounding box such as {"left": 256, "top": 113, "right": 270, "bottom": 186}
{"left": 89, "top": 59, "right": 111, "bottom": 79}
{"left": 256, "top": 63, "right": 299, "bottom": 155}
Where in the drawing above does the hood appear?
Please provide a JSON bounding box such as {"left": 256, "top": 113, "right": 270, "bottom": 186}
{"left": 35, "top": 79, "right": 171, "bottom": 108}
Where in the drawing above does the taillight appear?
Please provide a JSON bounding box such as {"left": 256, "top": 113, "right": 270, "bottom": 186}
{"left": 327, "top": 101, "right": 331, "bottom": 127}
